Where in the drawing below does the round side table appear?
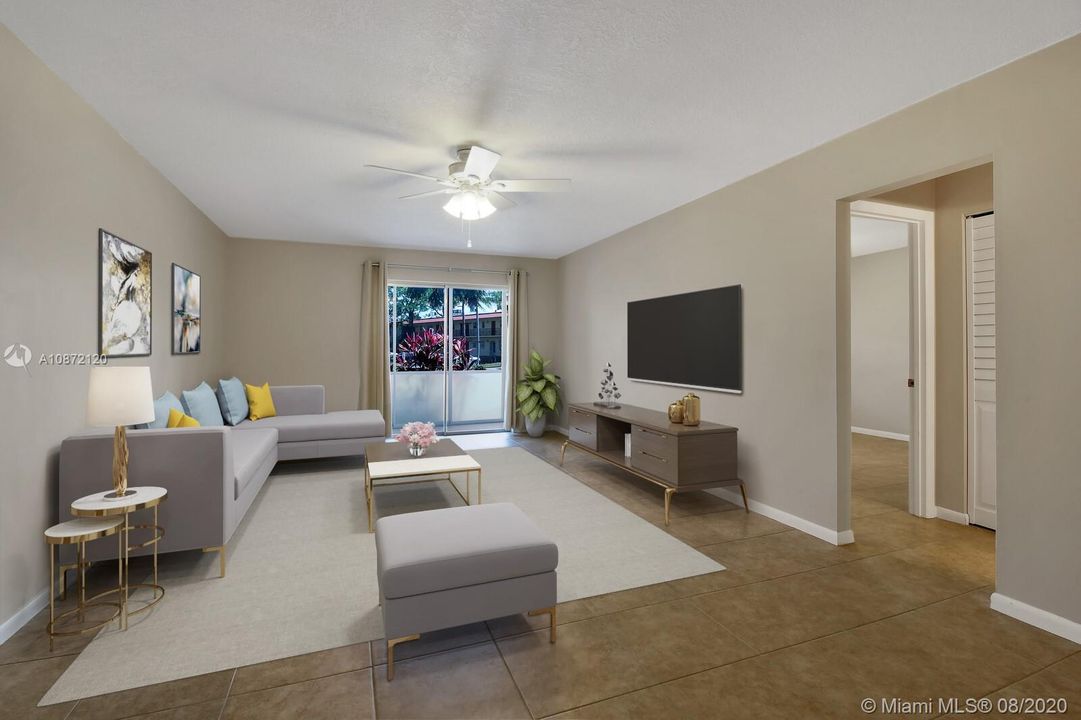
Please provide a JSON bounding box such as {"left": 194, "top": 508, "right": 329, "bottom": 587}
{"left": 44, "top": 518, "right": 125, "bottom": 649}
{"left": 70, "top": 486, "right": 168, "bottom": 629}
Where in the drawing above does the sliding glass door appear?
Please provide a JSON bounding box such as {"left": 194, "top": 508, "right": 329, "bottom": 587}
{"left": 388, "top": 283, "right": 506, "bottom": 433}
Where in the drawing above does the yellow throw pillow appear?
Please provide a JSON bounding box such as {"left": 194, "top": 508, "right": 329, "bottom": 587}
{"left": 245, "top": 382, "right": 277, "bottom": 421}
{"left": 166, "top": 408, "right": 201, "bottom": 428}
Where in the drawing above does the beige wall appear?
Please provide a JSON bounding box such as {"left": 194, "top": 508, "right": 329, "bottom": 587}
{"left": 223, "top": 238, "right": 561, "bottom": 412}
{"left": 0, "top": 26, "right": 229, "bottom": 626}
{"left": 559, "top": 37, "right": 1081, "bottom": 624}
{"left": 851, "top": 248, "right": 909, "bottom": 436}
{"left": 874, "top": 164, "right": 994, "bottom": 513}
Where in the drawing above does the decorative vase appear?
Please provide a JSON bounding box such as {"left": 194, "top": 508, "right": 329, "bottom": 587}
{"left": 409, "top": 444, "right": 426, "bottom": 457}
{"left": 525, "top": 414, "right": 547, "bottom": 438}
{"left": 667, "top": 401, "right": 685, "bottom": 423}
{"left": 682, "top": 393, "right": 701, "bottom": 426}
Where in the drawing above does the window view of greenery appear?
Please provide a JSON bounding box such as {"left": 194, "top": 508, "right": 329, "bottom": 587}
{"left": 388, "top": 286, "right": 504, "bottom": 372}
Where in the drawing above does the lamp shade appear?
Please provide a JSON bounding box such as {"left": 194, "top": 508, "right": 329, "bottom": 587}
{"left": 87, "top": 366, "right": 155, "bottom": 427}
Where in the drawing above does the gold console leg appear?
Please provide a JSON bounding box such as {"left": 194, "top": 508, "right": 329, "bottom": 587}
{"left": 386, "top": 634, "right": 420, "bottom": 681}
{"left": 528, "top": 606, "right": 558, "bottom": 643}
{"left": 664, "top": 488, "right": 676, "bottom": 526}
{"left": 203, "top": 546, "right": 226, "bottom": 578}
{"left": 560, "top": 441, "right": 568, "bottom": 465}
{"left": 739, "top": 483, "right": 749, "bottom": 513}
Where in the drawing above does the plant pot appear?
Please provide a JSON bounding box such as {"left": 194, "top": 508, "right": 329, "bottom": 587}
{"left": 524, "top": 414, "right": 547, "bottom": 438}
{"left": 409, "top": 444, "right": 425, "bottom": 457}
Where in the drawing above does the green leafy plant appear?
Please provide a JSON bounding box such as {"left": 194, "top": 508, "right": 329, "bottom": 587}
{"left": 516, "top": 350, "right": 561, "bottom": 422}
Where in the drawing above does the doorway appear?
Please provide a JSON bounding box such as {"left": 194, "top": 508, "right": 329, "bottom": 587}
{"left": 844, "top": 162, "right": 995, "bottom": 532}
{"left": 387, "top": 283, "right": 508, "bottom": 433}
{"left": 849, "top": 200, "right": 936, "bottom": 518}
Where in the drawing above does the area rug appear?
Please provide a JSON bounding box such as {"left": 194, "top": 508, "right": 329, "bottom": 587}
{"left": 42, "top": 446, "right": 723, "bottom": 704}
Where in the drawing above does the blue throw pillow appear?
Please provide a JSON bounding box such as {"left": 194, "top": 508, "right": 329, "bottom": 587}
{"left": 145, "top": 391, "right": 184, "bottom": 429}
{"left": 181, "top": 381, "right": 225, "bottom": 427}
{"left": 216, "top": 377, "right": 249, "bottom": 426}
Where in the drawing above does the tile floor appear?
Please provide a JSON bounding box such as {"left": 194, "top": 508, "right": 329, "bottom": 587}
{"left": 2, "top": 432, "right": 1078, "bottom": 719}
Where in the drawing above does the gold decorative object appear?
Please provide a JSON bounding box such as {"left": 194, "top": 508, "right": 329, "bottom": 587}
{"left": 112, "top": 425, "right": 129, "bottom": 497}
{"left": 682, "top": 393, "right": 701, "bottom": 426}
{"left": 667, "top": 400, "right": 684, "bottom": 423}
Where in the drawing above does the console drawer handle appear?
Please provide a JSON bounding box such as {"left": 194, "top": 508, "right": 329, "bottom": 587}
{"left": 573, "top": 427, "right": 593, "bottom": 435}
{"left": 638, "top": 428, "right": 668, "bottom": 439}
{"left": 638, "top": 450, "right": 667, "bottom": 463}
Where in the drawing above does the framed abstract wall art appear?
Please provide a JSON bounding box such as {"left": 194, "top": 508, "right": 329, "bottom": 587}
{"left": 172, "top": 263, "right": 201, "bottom": 354}
{"left": 99, "top": 229, "right": 152, "bottom": 357}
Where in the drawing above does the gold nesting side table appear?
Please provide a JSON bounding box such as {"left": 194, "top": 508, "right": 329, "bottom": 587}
{"left": 44, "top": 518, "right": 125, "bottom": 649}
{"left": 69, "top": 486, "right": 168, "bottom": 630}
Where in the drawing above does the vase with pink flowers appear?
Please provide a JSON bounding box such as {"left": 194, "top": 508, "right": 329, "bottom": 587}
{"left": 396, "top": 421, "right": 440, "bottom": 457}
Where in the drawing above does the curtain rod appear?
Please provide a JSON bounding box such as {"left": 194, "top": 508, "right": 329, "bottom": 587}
{"left": 384, "top": 262, "right": 524, "bottom": 276}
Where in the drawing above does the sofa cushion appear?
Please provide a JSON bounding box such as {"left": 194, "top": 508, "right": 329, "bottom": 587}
{"left": 236, "top": 410, "right": 384, "bottom": 443}
{"left": 145, "top": 391, "right": 184, "bottom": 429}
{"left": 166, "top": 408, "right": 200, "bottom": 428}
{"left": 181, "top": 382, "right": 225, "bottom": 427}
{"left": 245, "top": 382, "right": 277, "bottom": 421}
{"left": 376, "top": 503, "right": 558, "bottom": 599}
{"left": 216, "top": 377, "right": 249, "bottom": 426}
{"left": 232, "top": 427, "right": 278, "bottom": 498}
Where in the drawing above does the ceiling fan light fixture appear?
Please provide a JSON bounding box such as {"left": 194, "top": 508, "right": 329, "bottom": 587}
{"left": 443, "top": 191, "right": 496, "bottom": 221}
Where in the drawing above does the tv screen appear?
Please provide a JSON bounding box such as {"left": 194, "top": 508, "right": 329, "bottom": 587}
{"left": 627, "top": 285, "right": 742, "bottom": 393}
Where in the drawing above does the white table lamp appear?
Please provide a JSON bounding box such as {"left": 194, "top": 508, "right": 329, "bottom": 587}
{"left": 87, "top": 366, "right": 155, "bottom": 499}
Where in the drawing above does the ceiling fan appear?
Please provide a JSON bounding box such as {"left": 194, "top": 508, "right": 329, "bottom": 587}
{"left": 365, "top": 145, "right": 571, "bottom": 221}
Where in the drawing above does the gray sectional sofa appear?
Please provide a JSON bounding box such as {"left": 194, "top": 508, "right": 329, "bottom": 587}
{"left": 58, "top": 385, "right": 385, "bottom": 567}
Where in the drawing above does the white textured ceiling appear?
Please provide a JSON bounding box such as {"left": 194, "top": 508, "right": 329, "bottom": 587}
{"left": 851, "top": 216, "right": 909, "bottom": 257}
{"left": 4, "top": 2, "right": 1081, "bottom": 258}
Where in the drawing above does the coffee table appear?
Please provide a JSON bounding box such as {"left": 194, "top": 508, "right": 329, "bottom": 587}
{"left": 363, "top": 440, "right": 482, "bottom": 532}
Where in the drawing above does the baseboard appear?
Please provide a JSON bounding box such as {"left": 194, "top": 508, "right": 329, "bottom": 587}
{"left": 851, "top": 426, "right": 910, "bottom": 442}
{"left": 710, "top": 486, "right": 855, "bottom": 546}
{"left": 935, "top": 506, "right": 970, "bottom": 525}
{"left": 549, "top": 425, "right": 568, "bottom": 436}
{"left": 990, "top": 592, "right": 1081, "bottom": 644}
{"left": 0, "top": 587, "right": 48, "bottom": 646}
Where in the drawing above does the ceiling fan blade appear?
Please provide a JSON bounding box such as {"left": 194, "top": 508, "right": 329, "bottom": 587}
{"left": 487, "top": 191, "right": 517, "bottom": 210}
{"left": 399, "top": 189, "right": 455, "bottom": 200}
{"left": 365, "top": 164, "right": 446, "bottom": 183}
{"left": 487, "top": 179, "right": 572, "bottom": 193}
{"left": 463, "top": 146, "right": 501, "bottom": 180}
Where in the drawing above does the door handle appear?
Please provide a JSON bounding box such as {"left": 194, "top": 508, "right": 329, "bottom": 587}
{"left": 907, "top": 378, "right": 915, "bottom": 388}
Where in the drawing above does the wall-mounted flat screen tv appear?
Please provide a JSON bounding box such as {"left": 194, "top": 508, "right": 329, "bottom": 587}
{"left": 628, "top": 285, "right": 742, "bottom": 394}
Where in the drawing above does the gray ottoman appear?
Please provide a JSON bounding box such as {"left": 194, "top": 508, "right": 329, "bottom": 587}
{"left": 375, "top": 502, "right": 558, "bottom": 679}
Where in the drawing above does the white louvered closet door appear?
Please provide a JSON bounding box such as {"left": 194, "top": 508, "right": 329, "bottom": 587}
{"left": 967, "top": 212, "right": 996, "bottom": 529}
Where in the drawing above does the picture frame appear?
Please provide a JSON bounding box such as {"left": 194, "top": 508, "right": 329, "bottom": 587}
{"left": 99, "top": 228, "right": 152, "bottom": 357}
{"left": 171, "top": 263, "right": 201, "bottom": 354}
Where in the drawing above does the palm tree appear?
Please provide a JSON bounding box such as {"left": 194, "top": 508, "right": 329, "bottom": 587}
{"left": 454, "top": 289, "right": 502, "bottom": 365}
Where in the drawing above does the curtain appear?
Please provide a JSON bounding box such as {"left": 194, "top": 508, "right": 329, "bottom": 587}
{"left": 504, "top": 269, "right": 529, "bottom": 431}
{"left": 359, "top": 260, "right": 390, "bottom": 434}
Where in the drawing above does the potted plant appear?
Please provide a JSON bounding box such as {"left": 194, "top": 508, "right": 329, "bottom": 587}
{"left": 516, "top": 350, "right": 561, "bottom": 437}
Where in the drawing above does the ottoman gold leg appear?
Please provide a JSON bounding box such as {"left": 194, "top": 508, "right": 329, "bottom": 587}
{"left": 386, "top": 634, "right": 420, "bottom": 681}
{"left": 529, "top": 606, "right": 557, "bottom": 643}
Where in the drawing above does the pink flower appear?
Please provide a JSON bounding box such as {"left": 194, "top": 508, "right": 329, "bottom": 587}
{"left": 396, "top": 421, "right": 441, "bottom": 448}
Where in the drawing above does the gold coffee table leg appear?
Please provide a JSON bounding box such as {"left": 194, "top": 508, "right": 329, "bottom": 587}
{"left": 560, "top": 441, "right": 568, "bottom": 465}
{"left": 664, "top": 488, "right": 676, "bottom": 527}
